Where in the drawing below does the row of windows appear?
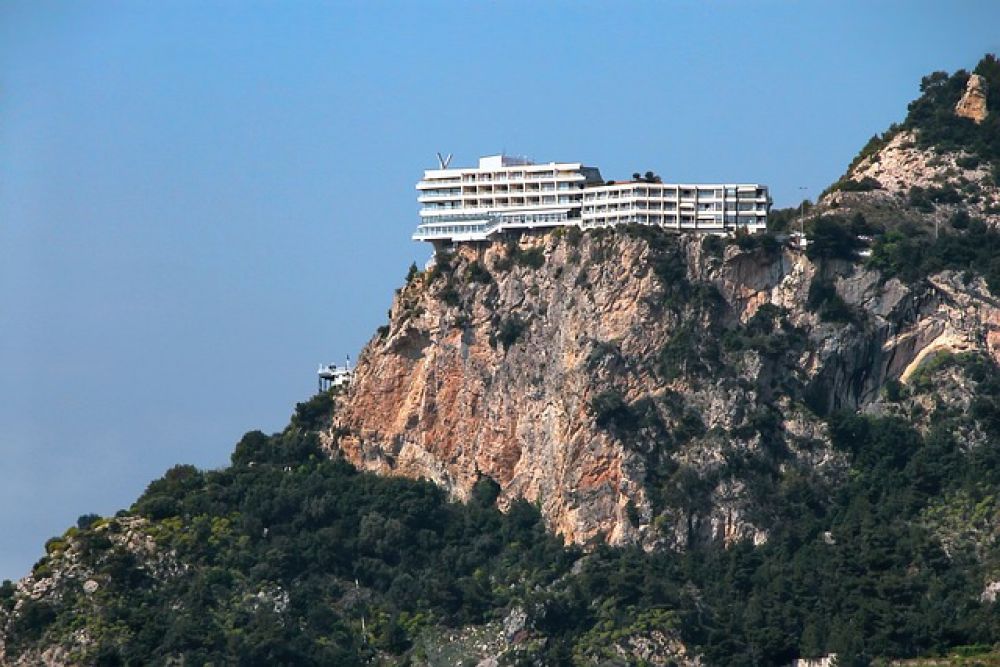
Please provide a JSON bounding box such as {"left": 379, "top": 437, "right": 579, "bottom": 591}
{"left": 456, "top": 183, "right": 579, "bottom": 191}
{"left": 582, "top": 216, "right": 766, "bottom": 227}
{"left": 582, "top": 189, "right": 767, "bottom": 201}
{"left": 416, "top": 211, "right": 573, "bottom": 237}
{"left": 415, "top": 224, "right": 487, "bottom": 236}
{"left": 419, "top": 188, "right": 462, "bottom": 197}
{"left": 583, "top": 213, "right": 766, "bottom": 223}
{"left": 424, "top": 196, "right": 577, "bottom": 210}
{"left": 452, "top": 170, "right": 576, "bottom": 181}
{"left": 500, "top": 212, "right": 569, "bottom": 224}
{"left": 583, "top": 204, "right": 766, "bottom": 213}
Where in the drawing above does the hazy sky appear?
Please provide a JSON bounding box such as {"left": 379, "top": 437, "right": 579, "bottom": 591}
{"left": 1, "top": 1, "right": 998, "bottom": 580}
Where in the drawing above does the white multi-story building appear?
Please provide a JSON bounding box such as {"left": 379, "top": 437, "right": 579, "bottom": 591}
{"left": 413, "top": 155, "right": 770, "bottom": 244}
{"left": 414, "top": 155, "right": 603, "bottom": 243}
{"left": 581, "top": 182, "right": 769, "bottom": 233}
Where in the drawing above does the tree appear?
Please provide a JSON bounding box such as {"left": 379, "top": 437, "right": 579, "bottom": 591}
{"left": 806, "top": 216, "right": 865, "bottom": 261}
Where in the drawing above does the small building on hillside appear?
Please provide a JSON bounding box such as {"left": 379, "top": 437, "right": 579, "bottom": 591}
{"left": 318, "top": 362, "right": 352, "bottom": 392}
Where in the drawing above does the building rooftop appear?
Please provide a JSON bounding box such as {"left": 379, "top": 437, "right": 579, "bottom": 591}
{"left": 478, "top": 154, "right": 535, "bottom": 169}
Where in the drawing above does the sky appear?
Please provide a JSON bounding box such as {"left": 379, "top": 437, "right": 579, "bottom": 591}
{"left": 1, "top": 1, "right": 998, "bottom": 581}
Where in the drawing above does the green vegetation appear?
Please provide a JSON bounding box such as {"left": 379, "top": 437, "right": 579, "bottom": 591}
{"left": 768, "top": 201, "right": 812, "bottom": 233}
{"left": 904, "top": 55, "right": 1000, "bottom": 169}
{"left": 908, "top": 184, "right": 963, "bottom": 212}
{"left": 463, "top": 260, "right": 492, "bottom": 284}
{"left": 589, "top": 389, "right": 631, "bottom": 429}
{"left": 807, "top": 278, "right": 858, "bottom": 324}
{"left": 7, "top": 395, "right": 574, "bottom": 665}
{"left": 824, "top": 175, "right": 885, "bottom": 198}
{"left": 494, "top": 315, "right": 527, "bottom": 349}
{"left": 732, "top": 229, "right": 782, "bottom": 257}
{"left": 11, "top": 281, "right": 1000, "bottom": 666}
{"left": 868, "top": 217, "right": 1000, "bottom": 292}
{"left": 495, "top": 241, "right": 546, "bottom": 271}
{"left": 806, "top": 215, "right": 868, "bottom": 262}
{"left": 721, "top": 304, "right": 807, "bottom": 359}
{"left": 630, "top": 170, "right": 662, "bottom": 183}
{"left": 839, "top": 176, "right": 882, "bottom": 192}
{"left": 405, "top": 262, "right": 419, "bottom": 284}
{"left": 658, "top": 322, "right": 720, "bottom": 380}
{"left": 701, "top": 233, "right": 725, "bottom": 258}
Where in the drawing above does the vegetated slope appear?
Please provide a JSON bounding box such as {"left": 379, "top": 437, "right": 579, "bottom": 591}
{"left": 819, "top": 53, "right": 1000, "bottom": 230}
{"left": 8, "top": 350, "right": 1000, "bottom": 666}
{"left": 8, "top": 55, "right": 1000, "bottom": 666}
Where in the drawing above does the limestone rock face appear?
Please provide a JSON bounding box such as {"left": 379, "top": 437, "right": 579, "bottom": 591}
{"left": 821, "top": 129, "right": 1000, "bottom": 228}
{"left": 956, "top": 73, "right": 989, "bottom": 123}
{"left": 331, "top": 233, "right": 669, "bottom": 547}
{"left": 328, "top": 230, "right": 1000, "bottom": 549}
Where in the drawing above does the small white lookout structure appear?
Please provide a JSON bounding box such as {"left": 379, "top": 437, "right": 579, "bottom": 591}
{"left": 318, "top": 357, "right": 353, "bottom": 392}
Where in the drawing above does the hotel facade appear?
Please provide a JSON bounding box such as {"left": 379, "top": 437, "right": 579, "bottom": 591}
{"left": 414, "top": 155, "right": 770, "bottom": 244}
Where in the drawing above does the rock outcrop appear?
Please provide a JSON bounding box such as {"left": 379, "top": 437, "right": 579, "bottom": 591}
{"left": 821, "top": 130, "right": 1000, "bottom": 228}
{"left": 328, "top": 228, "right": 1000, "bottom": 550}
{"left": 0, "top": 517, "right": 183, "bottom": 666}
{"left": 956, "top": 73, "right": 989, "bottom": 123}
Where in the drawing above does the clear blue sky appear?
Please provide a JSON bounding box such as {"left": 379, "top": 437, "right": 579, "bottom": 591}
{"left": 1, "top": 1, "right": 997, "bottom": 580}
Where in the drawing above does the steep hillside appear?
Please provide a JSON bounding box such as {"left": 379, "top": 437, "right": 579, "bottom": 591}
{"left": 9, "top": 224, "right": 1000, "bottom": 665}
{"left": 820, "top": 54, "right": 1000, "bottom": 229}
{"left": 330, "top": 226, "right": 1000, "bottom": 551}
{"left": 10, "top": 55, "right": 1000, "bottom": 666}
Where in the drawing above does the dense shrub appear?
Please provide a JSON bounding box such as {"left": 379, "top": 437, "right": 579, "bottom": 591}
{"left": 658, "top": 323, "right": 720, "bottom": 380}
{"left": 868, "top": 218, "right": 1000, "bottom": 293}
{"left": 767, "top": 202, "right": 811, "bottom": 233}
{"left": 733, "top": 230, "right": 782, "bottom": 257}
{"left": 701, "top": 234, "right": 725, "bottom": 258}
{"left": 590, "top": 390, "right": 631, "bottom": 429}
{"left": 495, "top": 315, "right": 527, "bottom": 348}
{"left": 495, "top": 241, "right": 546, "bottom": 271}
{"left": 463, "top": 260, "right": 492, "bottom": 284}
{"left": 515, "top": 246, "right": 545, "bottom": 269}
{"left": 405, "top": 262, "right": 419, "bottom": 284}
{"left": 806, "top": 216, "right": 866, "bottom": 262}
{"left": 838, "top": 176, "right": 882, "bottom": 192}
{"left": 438, "top": 283, "right": 461, "bottom": 306}
{"left": 807, "top": 279, "right": 857, "bottom": 324}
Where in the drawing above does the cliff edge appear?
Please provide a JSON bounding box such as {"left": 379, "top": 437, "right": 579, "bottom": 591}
{"left": 329, "top": 227, "right": 1000, "bottom": 550}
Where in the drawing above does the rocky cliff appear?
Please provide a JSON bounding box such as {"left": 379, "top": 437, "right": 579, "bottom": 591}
{"left": 328, "top": 227, "right": 1000, "bottom": 550}
{"left": 8, "top": 55, "right": 1000, "bottom": 667}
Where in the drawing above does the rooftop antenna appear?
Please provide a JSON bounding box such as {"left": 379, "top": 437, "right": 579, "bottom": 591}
{"left": 436, "top": 152, "right": 452, "bottom": 169}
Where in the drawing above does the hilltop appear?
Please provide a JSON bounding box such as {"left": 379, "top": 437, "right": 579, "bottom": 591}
{"left": 5, "top": 55, "right": 1000, "bottom": 666}
{"left": 818, "top": 54, "right": 1000, "bottom": 230}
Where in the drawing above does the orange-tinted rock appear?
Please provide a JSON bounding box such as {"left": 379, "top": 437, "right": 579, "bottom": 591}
{"left": 956, "top": 73, "right": 989, "bottom": 124}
